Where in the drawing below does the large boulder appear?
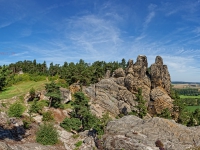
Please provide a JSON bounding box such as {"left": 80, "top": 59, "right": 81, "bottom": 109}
{"left": 60, "top": 87, "right": 71, "bottom": 104}
{"left": 103, "top": 115, "right": 200, "bottom": 150}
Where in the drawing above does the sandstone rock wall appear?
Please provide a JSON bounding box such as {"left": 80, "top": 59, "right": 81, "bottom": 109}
{"left": 85, "top": 55, "right": 173, "bottom": 117}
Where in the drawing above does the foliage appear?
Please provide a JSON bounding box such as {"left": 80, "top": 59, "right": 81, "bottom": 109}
{"left": 8, "top": 102, "right": 25, "bottom": 117}
{"left": 136, "top": 88, "right": 147, "bottom": 118}
{"left": 60, "top": 117, "right": 82, "bottom": 131}
{"left": 0, "top": 66, "right": 9, "bottom": 91}
{"left": 23, "top": 120, "right": 31, "bottom": 129}
{"left": 175, "top": 88, "right": 200, "bottom": 96}
{"left": 29, "top": 87, "right": 35, "bottom": 99}
{"left": 29, "top": 99, "right": 39, "bottom": 113}
{"left": 45, "top": 81, "right": 62, "bottom": 108}
{"left": 36, "top": 123, "right": 59, "bottom": 145}
{"left": 72, "top": 134, "right": 80, "bottom": 139}
{"left": 60, "top": 92, "right": 109, "bottom": 136}
{"left": 29, "top": 99, "right": 49, "bottom": 114}
{"left": 75, "top": 141, "right": 83, "bottom": 147}
{"left": 5, "top": 59, "right": 125, "bottom": 87}
{"left": 42, "top": 111, "right": 54, "bottom": 122}
{"left": 159, "top": 108, "right": 171, "bottom": 119}
{"left": 0, "top": 80, "right": 48, "bottom": 100}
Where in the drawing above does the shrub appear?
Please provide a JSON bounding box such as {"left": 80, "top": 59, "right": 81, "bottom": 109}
{"left": 29, "top": 99, "right": 39, "bottom": 113}
{"left": 75, "top": 141, "right": 83, "bottom": 147}
{"left": 8, "top": 102, "right": 25, "bottom": 117}
{"left": 60, "top": 117, "right": 81, "bottom": 132}
{"left": 29, "top": 100, "right": 49, "bottom": 114}
{"left": 29, "top": 87, "right": 35, "bottom": 98}
{"left": 23, "top": 120, "right": 31, "bottom": 129}
{"left": 36, "top": 123, "right": 58, "bottom": 145}
{"left": 42, "top": 111, "right": 54, "bottom": 122}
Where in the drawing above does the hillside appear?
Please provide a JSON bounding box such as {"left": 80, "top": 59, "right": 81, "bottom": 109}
{"left": 1, "top": 55, "right": 200, "bottom": 150}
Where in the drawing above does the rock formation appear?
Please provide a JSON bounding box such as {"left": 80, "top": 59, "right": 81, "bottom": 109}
{"left": 103, "top": 115, "right": 200, "bottom": 150}
{"left": 60, "top": 87, "right": 71, "bottom": 104}
{"left": 85, "top": 55, "right": 172, "bottom": 117}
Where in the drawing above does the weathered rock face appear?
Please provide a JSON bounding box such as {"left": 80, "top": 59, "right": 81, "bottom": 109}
{"left": 113, "top": 68, "right": 125, "bottom": 78}
{"left": 69, "top": 83, "right": 81, "bottom": 94}
{"left": 150, "top": 56, "right": 171, "bottom": 95}
{"left": 0, "top": 112, "right": 25, "bottom": 141}
{"left": 85, "top": 55, "right": 172, "bottom": 117}
{"left": 124, "top": 55, "right": 151, "bottom": 102}
{"left": 84, "top": 78, "right": 137, "bottom": 117}
{"left": 103, "top": 115, "right": 200, "bottom": 150}
{"left": 150, "top": 87, "right": 173, "bottom": 114}
{"left": 60, "top": 87, "right": 71, "bottom": 104}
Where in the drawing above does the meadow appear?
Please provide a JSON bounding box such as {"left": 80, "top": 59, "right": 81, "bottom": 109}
{"left": 0, "top": 80, "right": 48, "bottom": 100}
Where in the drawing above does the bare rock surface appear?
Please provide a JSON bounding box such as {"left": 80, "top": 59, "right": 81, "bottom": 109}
{"left": 125, "top": 55, "right": 151, "bottom": 102}
{"left": 150, "top": 56, "right": 171, "bottom": 95}
{"left": 150, "top": 87, "right": 173, "bottom": 114}
{"left": 85, "top": 78, "right": 137, "bottom": 117}
{"left": 103, "top": 115, "right": 200, "bottom": 150}
{"left": 85, "top": 55, "right": 172, "bottom": 117}
{"left": 60, "top": 87, "right": 71, "bottom": 104}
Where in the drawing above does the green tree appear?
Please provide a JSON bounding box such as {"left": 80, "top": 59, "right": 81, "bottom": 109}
{"left": 45, "top": 81, "right": 61, "bottom": 108}
{"left": 8, "top": 102, "right": 25, "bottom": 117}
{"left": 60, "top": 117, "right": 82, "bottom": 131}
{"left": 136, "top": 88, "right": 147, "bottom": 118}
{"left": 0, "top": 66, "right": 8, "bottom": 91}
{"left": 36, "top": 123, "right": 58, "bottom": 145}
{"left": 159, "top": 108, "right": 171, "bottom": 119}
{"left": 29, "top": 87, "right": 35, "bottom": 100}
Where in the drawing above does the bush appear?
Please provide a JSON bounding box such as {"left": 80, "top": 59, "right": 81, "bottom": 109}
{"left": 23, "top": 120, "right": 31, "bottom": 129}
{"left": 8, "top": 102, "right": 25, "bottom": 117}
{"left": 75, "top": 141, "right": 82, "bottom": 147}
{"left": 29, "top": 99, "right": 39, "bottom": 113}
{"left": 29, "top": 100, "right": 49, "bottom": 114}
{"left": 36, "top": 123, "right": 58, "bottom": 145}
{"left": 60, "top": 117, "right": 81, "bottom": 132}
{"left": 42, "top": 111, "right": 54, "bottom": 122}
{"left": 29, "top": 87, "right": 35, "bottom": 98}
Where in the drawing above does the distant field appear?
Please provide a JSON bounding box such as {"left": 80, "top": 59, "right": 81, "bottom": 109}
{"left": 173, "top": 84, "right": 200, "bottom": 89}
{"left": 0, "top": 80, "right": 48, "bottom": 100}
{"left": 180, "top": 95, "right": 200, "bottom": 99}
{"left": 186, "top": 106, "right": 200, "bottom": 112}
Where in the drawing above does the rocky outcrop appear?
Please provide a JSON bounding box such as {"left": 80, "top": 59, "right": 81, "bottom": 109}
{"left": 85, "top": 55, "right": 172, "bottom": 117}
{"left": 150, "top": 87, "right": 173, "bottom": 114}
{"left": 60, "top": 87, "right": 71, "bottom": 104}
{"left": 0, "top": 112, "right": 25, "bottom": 141}
{"left": 84, "top": 78, "right": 137, "bottom": 117}
{"left": 69, "top": 83, "right": 81, "bottom": 94}
{"left": 103, "top": 115, "right": 200, "bottom": 150}
{"left": 150, "top": 56, "right": 171, "bottom": 95}
{"left": 125, "top": 55, "right": 151, "bottom": 103}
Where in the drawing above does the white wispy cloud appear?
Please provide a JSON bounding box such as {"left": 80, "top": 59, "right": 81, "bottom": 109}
{"left": 0, "top": 22, "right": 13, "bottom": 29}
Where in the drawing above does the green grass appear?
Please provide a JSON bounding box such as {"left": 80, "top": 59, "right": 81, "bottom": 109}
{"left": 180, "top": 95, "right": 200, "bottom": 98}
{"left": 0, "top": 80, "right": 49, "bottom": 100}
{"left": 186, "top": 106, "right": 200, "bottom": 112}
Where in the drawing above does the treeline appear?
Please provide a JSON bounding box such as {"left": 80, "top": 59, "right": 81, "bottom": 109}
{"left": 0, "top": 59, "right": 127, "bottom": 90}
{"left": 181, "top": 98, "right": 200, "bottom": 106}
{"left": 175, "top": 88, "right": 200, "bottom": 96}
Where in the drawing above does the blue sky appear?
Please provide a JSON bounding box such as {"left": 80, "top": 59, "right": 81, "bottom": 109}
{"left": 0, "top": 0, "right": 200, "bottom": 82}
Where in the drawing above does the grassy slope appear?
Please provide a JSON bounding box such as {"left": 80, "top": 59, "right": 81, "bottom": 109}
{"left": 186, "top": 106, "right": 200, "bottom": 112}
{"left": 179, "top": 95, "right": 200, "bottom": 112}
{"left": 180, "top": 95, "right": 200, "bottom": 98}
{"left": 0, "top": 80, "right": 49, "bottom": 100}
